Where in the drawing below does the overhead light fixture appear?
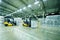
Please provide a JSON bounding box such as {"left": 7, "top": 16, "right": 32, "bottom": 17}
{"left": 51, "top": 13, "right": 54, "bottom": 14}
{"left": 23, "top": 7, "right": 26, "bottom": 10}
{"left": 34, "top": 1, "right": 39, "bottom": 4}
{"left": 35, "top": 0, "right": 38, "bottom": 2}
{"left": 0, "top": 0, "right": 2, "bottom": 3}
{"left": 43, "top": 0, "right": 46, "bottom": 1}
{"left": 38, "top": 4, "right": 40, "bottom": 6}
{"left": 16, "top": 10, "right": 19, "bottom": 12}
{"left": 16, "top": 9, "right": 22, "bottom": 12}
{"left": 19, "top": 9, "right": 22, "bottom": 11}
{"left": 41, "top": 7, "right": 42, "bottom": 9}
{"left": 13, "top": 11, "right": 17, "bottom": 13}
{"left": 28, "top": 4, "right": 32, "bottom": 8}
{"left": 13, "top": 9, "right": 22, "bottom": 13}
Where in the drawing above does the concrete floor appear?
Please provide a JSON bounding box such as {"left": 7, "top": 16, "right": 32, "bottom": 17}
{"left": 0, "top": 24, "right": 60, "bottom": 40}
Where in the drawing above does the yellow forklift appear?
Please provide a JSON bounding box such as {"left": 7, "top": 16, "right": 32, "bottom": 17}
{"left": 4, "top": 16, "right": 16, "bottom": 26}
{"left": 22, "top": 17, "right": 31, "bottom": 27}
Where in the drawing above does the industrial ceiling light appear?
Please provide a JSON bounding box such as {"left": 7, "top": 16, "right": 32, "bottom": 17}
{"left": 43, "top": 0, "right": 46, "bottom": 1}
{"left": 51, "top": 13, "right": 54, "bottom": 14}
{"left": 16, "top": 10, "right": 19, "bottom": 12}
{"left": 0, "top": 0, "right": 2, "bottom": 3}
{"left": 13, "top": 11, "right": 17, "bottom": 13}
{"left": 16, "top": 9, "right": 22, "bottom": 12}
{"left": 38, "top": 4, "right": 40, "bottom": 6}
{"left": 34, "top": 1, "right": 39, "bottom": 4}
{"left": 35, "top": 0, "right": 38, "bottom": 2}
{"left": 13, "top": 9, "right": 22, "bottom": 13}
{"left": 19, "top": 9, "right": 22, "bottom": 11}
{"left": 28, "top": 4, "right": 32, "bottom": 8}
{"left": 23, "top": 7, "right": 26, "bottom": 10}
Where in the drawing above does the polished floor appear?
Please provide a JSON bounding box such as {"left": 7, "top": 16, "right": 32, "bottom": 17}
{"left": 0, "top": 23, "right": 60, "bottom": 40}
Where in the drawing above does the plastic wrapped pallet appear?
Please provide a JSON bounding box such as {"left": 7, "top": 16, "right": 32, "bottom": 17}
{"left": 14, "top": 18, "right": 23, "bottom": 26}
{"left": 0, "top": 16, "right": 4, "bottom": 26}
{"left": 31, "top": 20, "right": 38, "bottom": 28}
{"left": 45, "top": 15, "right": 60, "bottom": 25}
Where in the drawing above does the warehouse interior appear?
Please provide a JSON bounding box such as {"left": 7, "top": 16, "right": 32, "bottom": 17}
{"left": 0, "top": 0, "right": 60, "bottom": 40}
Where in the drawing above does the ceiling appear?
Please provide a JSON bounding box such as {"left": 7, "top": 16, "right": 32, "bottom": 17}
{"left": 0, "top": 0, "right": 60, "bottom": 17}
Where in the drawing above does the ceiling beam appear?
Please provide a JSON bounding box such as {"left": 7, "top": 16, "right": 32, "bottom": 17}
{"left": 0, "top": 8, "right": 13, "bottom": 13}
{"left": 2, "top": 0, "right": 18, "bottom": 9}
{"left": 19, "top": 0, "right": 28, "bottom": 6}
{"left": 0, "top": 11, "right": 11, "bottom": 16}
{"left": 0, "top": 5, "right": 15, "bottom": 12}
{"left": 0, "top": 11, "right": 11, "bottom": 14}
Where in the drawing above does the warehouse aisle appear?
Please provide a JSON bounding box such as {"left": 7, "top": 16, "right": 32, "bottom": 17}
{"left": 0, "top": 26, "right": 40, "bottom": 40}
{"left": 0, "top": 0, "right": 60, "bottom": 40}
{"left": 0, "top": 24, "right": 60, "bottom": 40}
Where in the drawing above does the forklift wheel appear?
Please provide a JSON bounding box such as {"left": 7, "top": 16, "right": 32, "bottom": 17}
{"left": 5, "top": 24, "right": 8, "bottom": 26}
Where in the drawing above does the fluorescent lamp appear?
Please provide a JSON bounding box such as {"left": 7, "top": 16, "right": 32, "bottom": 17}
{"left": 38, "top": 4, "right": 40, "bottom": 6}
{"left": 34, "top": 1, "right": 39, "bottom": 4}
{"left": 13, "top": 11, "right": 17, "bottom": 13}
{"left": 23, "top": 7, "right": 26, "bottom": 9}
{"left": 51, "top": 13, "right": 54, "bottom": 14}
{"left": 35, "top": 0, "right": 38, "bottom": 2}
{"left": 13, "top": 9, "right": 22, "bottom": 13}
{"left": 43, "top": 0, "right": 46, "bottom": 1}
{"left": 28, "top": 4, "right": 32, "bottom": 8}
{"left": 16, "top": 9, "right": 22, "bottom": 12}
{"left": 0, "top": 0, "right": 1, "bottom": 3}
{"left": 19, "top": 9, "right": 22, "bottom": 11}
